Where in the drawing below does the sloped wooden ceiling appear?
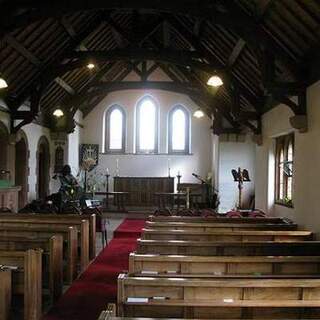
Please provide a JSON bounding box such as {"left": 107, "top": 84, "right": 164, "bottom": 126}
{"left": 0, "top": 1, "right": 319, "bottom": 134}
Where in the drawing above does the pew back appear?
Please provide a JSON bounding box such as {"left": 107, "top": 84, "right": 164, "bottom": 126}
{"left": 0, "top": 219, "right": 89, "bottom": 271}
{"left": 0, "top": 235, "right": 63, "bottom": 301}
{"left": 145, "top": 221, "right": 298, "bottom": 231}
{"left": 118, "top": 274, "right": 320, "bottom": 319}
{"left": 129, "top": 253, "right": 320, "bottom": 276}
{"left": 148, "top": 215, "right": 293, "bottom": 224}
{"left": 0, "top": 249, "right": 42, "bottom": 320}
{"left": 0, "top": 269, "right": 11, "bottom": 320}
{"left": 0, "top": 224, "right": 78, "bottom": 282}
{"left": 142, "top": 229, "right": 312, "bottom": 242}
{"left": 137, "top": 239, "right": 320, "bottom": 256}
{"left": 0, "top": 213, "right": 96, "bottom": 259}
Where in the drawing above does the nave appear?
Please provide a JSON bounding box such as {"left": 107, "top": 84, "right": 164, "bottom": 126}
{"left": 2, "top": 211, "right": 320, "bottom": 319}
{"left": 1, "top": 1, "right": 320, "bottom": 319}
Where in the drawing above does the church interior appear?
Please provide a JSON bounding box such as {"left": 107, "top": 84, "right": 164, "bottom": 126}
{"left": 1, "top": 1, "right": 320, "bottom": 319}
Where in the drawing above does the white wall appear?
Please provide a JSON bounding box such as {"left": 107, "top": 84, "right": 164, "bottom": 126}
{"left": 82, "top": 88, "right": 213, "bottom": 191}
{"left": 0, "top": 109, "right": 84, "bottom": 201}
{"left": 255, "top": 80, "right": 320, "bottom": 237}
{"left": 218, "top": 135, "right": 256, "bottom": 212}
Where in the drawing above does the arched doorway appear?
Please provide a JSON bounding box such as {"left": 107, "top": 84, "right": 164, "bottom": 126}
{"left": 0, "top": 121, "right": 9, "bottom": 179}
{"left": 15, "top": 131, "right": 29, "bottom": 209}
{"left": 37, "top": 136, "right": 50, "bottom": 199}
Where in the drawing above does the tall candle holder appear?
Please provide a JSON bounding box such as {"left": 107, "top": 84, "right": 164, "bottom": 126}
{"left": 177, "top": 171, "right": 182, "bottom": 192}
{"left": 105, "top": 171, "right": 110, "bottom": 209}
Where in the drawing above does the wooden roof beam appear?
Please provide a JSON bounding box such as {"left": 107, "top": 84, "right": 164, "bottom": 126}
{"left": 228, "top": 39, "right": 246, "bottom": 68}
{"left": 10, "top": 13, "right": 106, "bottom": 111}
{"left": 60, "top": 17, "right": 88, "bottom": 51}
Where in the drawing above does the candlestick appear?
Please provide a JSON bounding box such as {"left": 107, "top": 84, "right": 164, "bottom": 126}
{"left": 177, "top": 171, "right": 182, "bottom": 192}
{"left": 116, "top": 159, "right": 119, "bottom": 176}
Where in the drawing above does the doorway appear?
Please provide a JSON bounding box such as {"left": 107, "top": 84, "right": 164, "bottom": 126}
{"left": 0, "top": 121, "right": 9, "bottom": 179}
{"left": 15, "top": 132, "right": 28, "bottom": 209}
{"left": 37, "top": 136, "right": 50, "bottom": 199}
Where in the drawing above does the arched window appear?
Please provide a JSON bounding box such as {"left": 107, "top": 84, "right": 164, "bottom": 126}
{"left": 168, "top": 105, "right": 190, "bottom": 154}
{"left": 136, "top": 97, "right": 158, "bottom": 153}
{"left": 275, "top": 133, "right": 294, "bottom": 207}
{"left": 105, "top": 105, "right": 126, "bottom": 153}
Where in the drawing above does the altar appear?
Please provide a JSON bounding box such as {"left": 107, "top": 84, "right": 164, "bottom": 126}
{"left": 0, "top": 186, "right": 21, "bottom": 213}
{"left": 114, "top": 176, "right": 174, "bottom": 206}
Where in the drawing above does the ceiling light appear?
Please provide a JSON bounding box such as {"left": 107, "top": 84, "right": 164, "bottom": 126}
{"left": 87, "top": 63, "right": 95, "bottom": 70}
{"left": 0, "top": 74, "right": 8, "bottom": 89}
{"left": 193, "top": 109, "right": 204, "bottom": 118}
{"left": 53, "top": 109, "right": 64, "bottom": 118}
{"left": 207, "top": 75, "right": 223, "bottom": 87}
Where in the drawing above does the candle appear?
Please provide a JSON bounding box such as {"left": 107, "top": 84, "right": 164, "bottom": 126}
{"left": 116, "top": 159, "right": 119, "bottom": 169}
{"left": 106, "top": 168, "right": 109, "bottom": 175}
{"left": 178, "top": 170, "right": 180, "bottom": 176}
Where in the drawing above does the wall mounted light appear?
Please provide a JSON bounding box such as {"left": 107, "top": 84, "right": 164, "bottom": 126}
{"left": 193, "top": 109, "right": 205, "bottom": 118}
{"left": 53, "top": 108, "right": 64, "bottom": 118}
{"left": 207, "top": 75, "right": 223, "bottom": 87}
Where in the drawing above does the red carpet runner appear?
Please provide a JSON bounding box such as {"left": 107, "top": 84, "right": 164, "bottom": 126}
{"left": 43, "top": 219, "right": 145, "bottom": 320}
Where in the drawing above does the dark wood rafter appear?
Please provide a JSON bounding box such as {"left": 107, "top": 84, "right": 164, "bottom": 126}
{"left": 82, "top": 62, "right": 141, "bottom": 117}
{"left": 5, "top": 33, "right": 76, "bottom": 96}
{"left": 11, "top": 86, "right": 43, "bottom": 133}
{"left": 0, "top": 1, "right": 319, "bottom": 135}
{"left": 163, "top": 15, "right": 263, "bottom": 111}
{"left": 8, "top": 13, "right": 107, "bottom": 111}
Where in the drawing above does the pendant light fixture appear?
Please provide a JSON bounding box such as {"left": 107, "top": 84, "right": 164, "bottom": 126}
{"left": 193, "top": 108, "right": 205, "bottom": 118}
{"left": 53, "top": 108, "right": 64, "bottom": 118}
{"left": 0, "top": 74, "right": 8, "bottom": 89}
{"left": 0, "top": 38, "right": 8, "bottom": 89}
{"left": 207, "top": 74, "right": 223, "bottom": 87}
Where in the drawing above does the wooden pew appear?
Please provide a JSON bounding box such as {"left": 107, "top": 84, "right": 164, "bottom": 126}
{"left": 0, "top": 249, "right": 42, "bottom": 320}
{"left": 148, "top": 215, "right": 294, "bottom": 225}
{"left": 129, "top": 253, "right": 320, "bottom": 277}
{"left": 0, "top": 235, "right": 63, "bottom": 301}
{"left": 0, "top": 269, "right": 11, "bottom": 320}
{"left": 0, "top": 224, "right": 78, "bottom": 283}
{"left": 0, "top": 219, "right": 89, "bottom": 273}
{"left": 137, "top": 239, "right": 320, "bottom": 256}
{"left": 141, "top": 229, "right": 312, "bottom": 242}
{"left": 117, "top": 274, "right": 320, "bottom": 319}
{"left": 145, "top": 220, "right": 298, "bottom": 231}
{"left": 0, "top": 213, "right": 96, "bottom": 259}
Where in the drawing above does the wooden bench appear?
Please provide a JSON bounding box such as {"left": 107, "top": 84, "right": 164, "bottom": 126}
{"left": 141, "top": 229, "right": 312, "bottom": 242}
{"left": 0, "top": 269, "right": 11, "bottom": 320}
{"left": 0, "top": 235, "right": 63, "bottom": 301}
{"left": 129, "top": 253, "right": 320, "bottom": 277}
{"left": 137, "top": 239, "right": 320, "bottom": 256}
{"left": 118, "top": 274, "right": 320, "bottom": 319}
{"left": 0, "top": 224, "right": 78, "bottom": 283}
{"left": 145, "top": 220, "right": 298, "bottom": 231}
{"left": 0, "top": 249, "right": 42, "bottom": 320}
{"left": 0, "top": 213, "right": 96, "bottom": 259}
{"left": 0, "top": 218, "right": 90, "bottom": 272}
{"left": 148, "top": 215, "right": 294, "bottom": 224}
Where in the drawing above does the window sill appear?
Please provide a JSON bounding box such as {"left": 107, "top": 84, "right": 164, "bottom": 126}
{"left": 100, "top": 152, "right": 194, "bottom": 156}
{"left": 275, "top": 201, "right": 294, "bottom": 209}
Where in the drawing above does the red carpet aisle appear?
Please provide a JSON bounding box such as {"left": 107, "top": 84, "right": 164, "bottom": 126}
{"left": 43, "top": 219, "right": 145, "bottom": 320}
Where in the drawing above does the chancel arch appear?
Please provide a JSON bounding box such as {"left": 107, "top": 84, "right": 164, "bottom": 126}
{"left": 135, "top": 96, "right": 159, "bottom": 154}
{"left": 36, "top": 136, "right": 50, "bottom": 199}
